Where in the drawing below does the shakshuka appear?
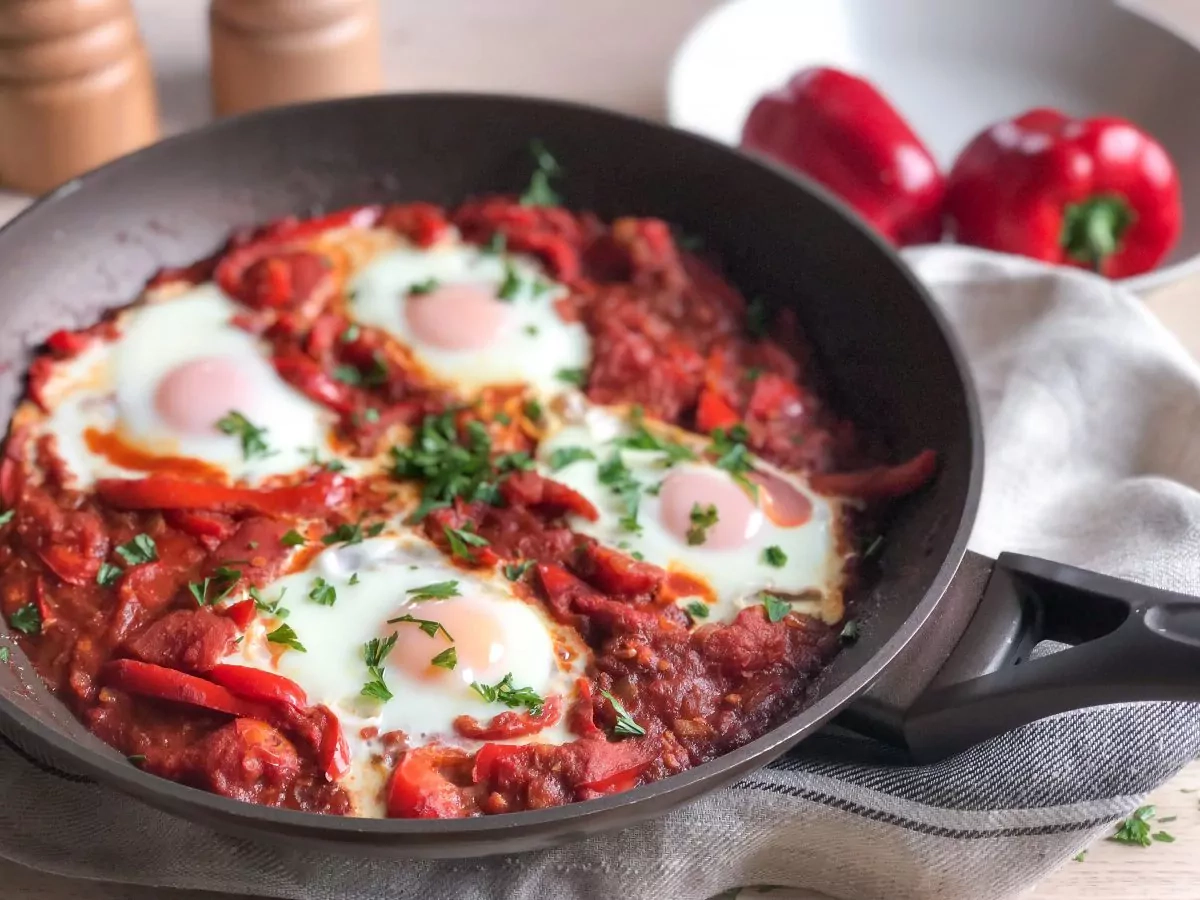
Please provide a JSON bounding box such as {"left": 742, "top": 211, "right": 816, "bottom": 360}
{"left": 0, "top": 148, "right": 936, "bottom": 818}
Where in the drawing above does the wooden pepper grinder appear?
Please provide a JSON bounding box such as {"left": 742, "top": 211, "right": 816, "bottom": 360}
{"left": 210, "top": 0, "right": 383, "bottom": 117}
{"left": 0, "top": 0, "right": 159, "bottom": 194}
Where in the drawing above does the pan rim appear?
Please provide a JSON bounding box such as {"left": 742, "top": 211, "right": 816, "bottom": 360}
{"left": 0, "top": 90, "right": 984, "bottom": 845}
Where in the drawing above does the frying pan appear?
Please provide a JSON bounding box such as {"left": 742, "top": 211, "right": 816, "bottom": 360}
{"left": 0, "top": 94, "right": 1198, "bottom": 859}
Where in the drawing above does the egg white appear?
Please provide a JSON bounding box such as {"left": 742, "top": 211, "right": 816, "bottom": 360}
{"left": 538, "top": 407, "right": 847, "bottom": 624}
{"left": 36, "top": 285, "right": 344, "bottom": 486}
{"left": 223, "top": 532, "right": 585, "bottom": 816}
{"left": 347, "top": 237, "right": 591, "bottom": 396}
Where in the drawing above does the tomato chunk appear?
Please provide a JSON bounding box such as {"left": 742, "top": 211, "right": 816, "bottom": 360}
{"left": 386, "top": 746, "right": 473, "bottom": 819}
{"left": 695, "top": 387, "right": 740, "bottom": 432}
{"left": 210, "top": 664, "right": 308, "bottom": 709}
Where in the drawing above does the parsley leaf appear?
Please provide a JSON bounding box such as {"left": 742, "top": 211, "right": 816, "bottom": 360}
{"left": 322, "top": 522, "right": 368, "bottom": 546}
{"left": 408, "top": 278, "right": 440, "bottom": 296}
{"left": 519, "top": 139, "right": 562, "bottom": 207}
{"left": 444, "top": 524, "right": 489, "bottom": 561}
{"left": 840, "top": 619, "right": 860, "bottom": 643}
{"left": 116, "top": 534, "right": 157, "bottom": 566}
{"left": 308, "top": 577, "right": 337, "bottom": 606}
{"left": 266, "top": 623, "right": 305, "bottom": 652}
{"left": 763, "top": 545, "right": 787, "bottom": 567}
{"left": 685, "top": 601, "right": 709, "bottom": 620}
{"left": 614, "top": 421, "right": 696, "bottom": 466}
{"left": 280, "top": 529, "right": 306, "bottom": 547}
{"left": 708, "top": 426, "right": 757, "bottom": 495}
{"left": 216, "top": 411, "right": 272, "bottom": 460}
{"left": 341, "top": 324, "right": 360, "bottom": 343}
{"left": 188, "top": 566, "right": 241, "bottom": 607}
{"left": 495, "top": 451, "right": 534, "bottom": 473}
{"left": 549, "top": 446, "right": 596, "bottom": 471}
{"left": 431, "top": 646, "right": 457, "bottom": 670}
{"left": 470, "top": 672, "right": 544, "bottom": 714}
{"left": 523, "top": 398, "right": 543, "bottom": 421}
{"left": 861, "top": 535, "right": 884, "bottom": 562}
{"left": 555, "top": 367, "right": 587, "bottom": 387}
{"left": 387, "top": 613, "right": 453, "bottom": 641}
{"left": 406, "top": 580, "right": 460, "bottom": 602}
{"left": 598, "top": 453, "right": 643, "bottom": 533}
{"left": 96, "top": 562, "right": 123, "bottom": 587}
{"left": 686, "top": 502, "right": 718, "bottom": 546}
{"left": 1110, "top": 805, "right": 1160, "bottom": 847}
{"left": 497, "top": 261, "right": 522, "bottom": 301}
{"left": 3, "top": 608, "right": 35, "bottom": 640}
{"left": 251, "top": 586, "right": 289, "bottom": 619}
{"left": 0, "top": 646, "right": 7, "bottom": 663}
{"left": 391, "top": 411, "right": 506, "bottom": 521}
{"left": 361, "top": 632, "right": 398, "bottom": 702}
{"left": 600, "top": 689, "right": 646, "bottom": 738}
{"left": 504, "top": 560, "right": 534, "bottom": 582}
{"left": 483, "top": 232, "right": 507, "bottom": 254}
{"left": 348, "top": 572, "right": 360, "bottom": 586}
{"left": 762, "top": 594, "right": 790, "bottom": 623}
{"left": 0, "top": 509, "right": 13, "bottom": 526}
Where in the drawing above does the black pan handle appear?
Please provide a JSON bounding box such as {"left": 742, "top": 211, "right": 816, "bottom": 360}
{"left": 897, "top": 552, "right": 1200, "bottom": 762}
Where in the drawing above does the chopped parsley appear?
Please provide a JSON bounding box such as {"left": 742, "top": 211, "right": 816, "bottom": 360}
{"left": 504, "top": 560, "right": 535, "bottom": 581}
{"left": 341, "top": 324, "right": 360, "bottom": 343}
{"left": 861, "top": 535, "right": 884, "bottom": 562}
{"left": 840, "top": 619, "right": 860, "bottom": 643}
{"left": 763, "top": 545, "right": 787, "bottom": 567}
{"left": 332, "top": 354, "right": 389, "bottom": 388}
{"left": 762, "top": 594, "right": 790, "bottom": 623}
{"left": 708, "top": 425, "right": 757, "bottom": 495}
{"left": 387, "top": 613, "right": 453, "bottom": 641}
{"left": 391, "top": 412, "right": 503, "bottom": 520}
{"left": 0, "top": 647, "right": 9, "bottom": 663}
{"left": 408, "top": 277, "right": 440, "bottom": 296}
{"left": 250, "top": 586, "right": 289, "bottom": 619}
{"left": 1110, "top": 805, "right": 1172, "bottom": 847}
{"left": 523, "top": 398, "right": 543, "bottom": 421}
{"left": 116, "top": 533, "right": 157, "bottom": 566}
{"left": 524, "top": 324, "right": 540, "bottom": 337}
{"left": 348, "top": 572, "right": 360, "bottom": 586}
{"left": 361, "top": 632, "right": 397, "bottom": 702}
{"left": 444, "top": 524, "right": 489, "bottom": 561}
{"left": 497, "top": 261, "right": 522, "bottom": 301}
{"left": 495, "top": 451, "right": 535, "bottom": 473}
{"left": 308, "top": 577, "right": 337, "bottom": 606}
{"left": 601, "top": 689, "right": 646, "bottom": 738}
{"left": 549, "top": 446, "right": 596, "bottom": 471}
{"left": 363, "top": 408, "right": 380, "bottom": 423}
{"left": 188, "top": 566, "right": 241, "bottom": 607}
{"left": 1072, "top": 851, "right": 1087, "bottom": 862}
{"left": 266, "top": 623, "right": 305, "bottom": 652}
{"left": 216, "top": 411, "right": 272, "bottom": 460}
{"left": 745, "top": 297, "right": 769, "bottom": 339}
{"left": 685, "top": 601, "right": 709, "bottom": 620}
{"left": 744, "top": 366, "right": 764, "bottom": 383}
{"left": 96, "top": 562, "right": 123, "bottom": 587}
{"left": 484, "top": 232, "right": 507, "bottom": 254}
{"left": 494, "top": 411, "right": 512, "bottom": 426}
{"left": 0, "top": 509, "right": 13, "bottom": 526}
{"left": 126, "top": 754, "right": 146, "bottom": 765}
{"left": 598, "top": 452, "right": 643, "bottom": 534}
{"left": 431, "top": 646, "right": 457, "bottom": 670}
{"left": 555, "top": 367, "right": 587, "bottom": 387}
{"left": 686, "top": 502, "right": 719, "bottom": 546}
{"left": 406, "top": 580, "right": 460, "bottom": 602}
{"left": 470, "top": 672, "right": 544, "bottom": 714}
{"left": 280, "top": 529, "right": 307, "bottom": 547}
{"left": 322, "top": 521, "right": 383, "bottom": 546}
{"left": 614, "top": 416, "right": 696, "bottom": 466}
{"left": 519, "top": 139, "right": 562, "bottom": 207}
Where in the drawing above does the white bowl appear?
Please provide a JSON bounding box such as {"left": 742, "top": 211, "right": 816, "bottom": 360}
{"left": 668, "top": 0, "right": 1200, "bottom": 293}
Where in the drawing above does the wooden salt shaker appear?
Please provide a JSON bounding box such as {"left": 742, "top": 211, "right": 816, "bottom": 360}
{"left": 0, "top": 0, "right": 159, "bottom": 194}
{"left": 210, "top": 0, "right": 383, "bottom": 117}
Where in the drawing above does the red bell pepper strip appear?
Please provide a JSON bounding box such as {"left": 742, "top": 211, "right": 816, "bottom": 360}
{"left": 809, "top": 449, "right": 938, "bottom": 501}
{"left": 386, "top": 746, "right": 473, "bottom": 818}
{"left": 102, "top": 659, "right": 264, "bottom": 717}
{"left": 94, "top": 471, "right": 349, "bottom": 517}
{"left": 453, "top": 695, "right": 563, "bottom": 740}
{"left": 222, "top": 599, "right": 257, "bottom": 630}
{"left": 209, "top": 664, "right": 308, "bottom": 709}
{"left": 741, "top": 67, "right": 945, "bottom": 246}
{"left": 272, "top": 353, "right": 357, "bottom": 415}
{"left": 317, "top": 705, "right": 351, "bottom": 781}
{"left": 945, "top": 109, "right": 1183, "bottom": 278}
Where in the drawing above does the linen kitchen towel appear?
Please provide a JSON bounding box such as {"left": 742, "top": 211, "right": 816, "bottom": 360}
{"left": 0, "top": 246, "right": 1198, "bottom": 900}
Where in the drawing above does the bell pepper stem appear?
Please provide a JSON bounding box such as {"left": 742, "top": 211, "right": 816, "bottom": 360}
{"left": 1061, "top": 195, "right": 1135, "bottom": 272}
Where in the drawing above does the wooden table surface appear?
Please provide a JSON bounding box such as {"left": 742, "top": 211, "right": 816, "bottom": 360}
{"left": 1, "top": 1, "right": 1198, "bottom": 897}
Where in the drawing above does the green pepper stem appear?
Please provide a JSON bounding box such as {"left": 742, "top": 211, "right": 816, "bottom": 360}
{"left": 1061, "top": 195, "right": 1135, "bottom": 272}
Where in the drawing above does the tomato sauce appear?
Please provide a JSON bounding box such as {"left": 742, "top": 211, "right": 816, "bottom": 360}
{"left": 0, "top": 198, "right": 934, "bottom": 818}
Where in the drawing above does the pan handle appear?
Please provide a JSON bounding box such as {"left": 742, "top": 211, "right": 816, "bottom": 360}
{"left": 898, "top": 552, "right": 1200, "bottom": 762}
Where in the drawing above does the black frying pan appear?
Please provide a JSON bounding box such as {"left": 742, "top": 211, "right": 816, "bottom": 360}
{"left": 0, "top": 94, "right": 1197, "bottom": 858}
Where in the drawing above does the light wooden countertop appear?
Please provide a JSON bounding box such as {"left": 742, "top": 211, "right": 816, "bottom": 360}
{"left": 0, "top": 1, "right": 1197, "bottom": 897}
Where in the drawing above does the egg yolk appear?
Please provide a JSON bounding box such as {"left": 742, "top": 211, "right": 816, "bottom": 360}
{"left": 154, "top": 355, "right": 257, "bottom": 436}
{"left": 389, "top": 595, "right": 517, "bottom": 686}
{"left": 658, "top": 468, "right": 764, "bottom": 549}
{"left": 404, "top": 284, "right": 511, "bottom": 350}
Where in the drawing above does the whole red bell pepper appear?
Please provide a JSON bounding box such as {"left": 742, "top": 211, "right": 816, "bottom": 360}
{"left": 945, "top": 109, "right": 1182, "bottom": 278}
{"left": 741, "top": 67, "right": 945, "bottom": 246}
